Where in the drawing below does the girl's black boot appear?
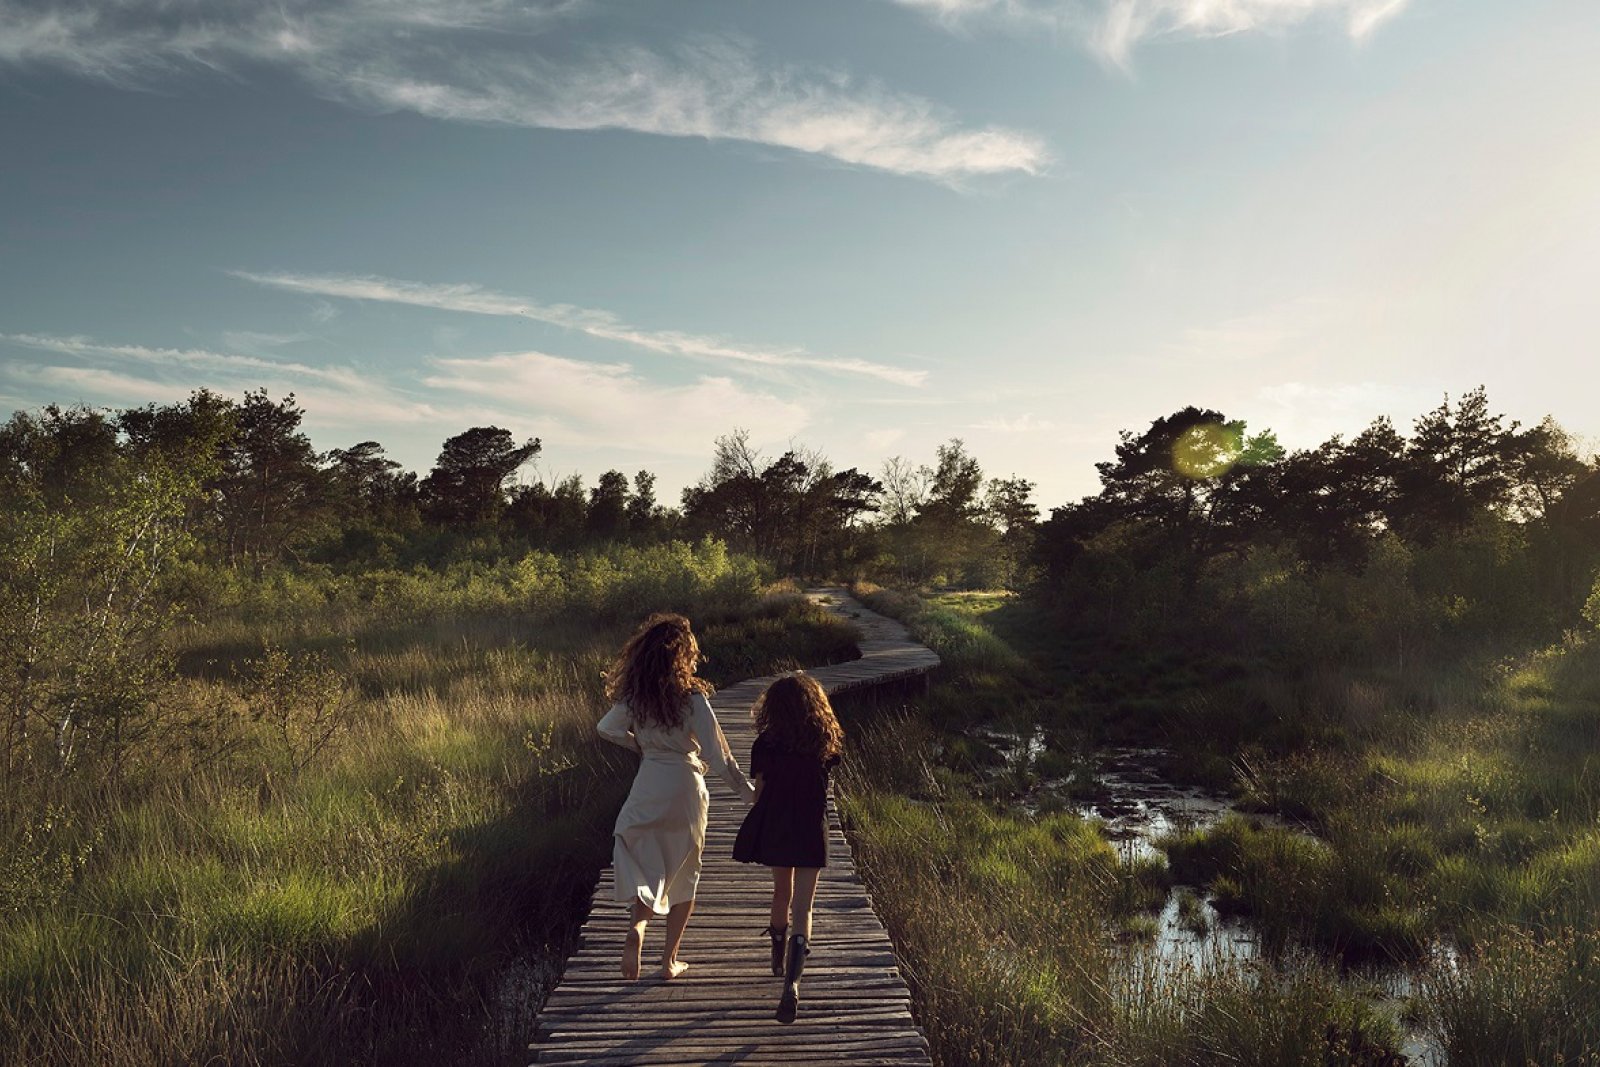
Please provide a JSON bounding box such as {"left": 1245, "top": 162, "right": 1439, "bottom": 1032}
{"left": 775, "top": 934, "right": 809, "bottom": 1024}
{"left": 763, "top": 925, "right": 787, "bottom": 977}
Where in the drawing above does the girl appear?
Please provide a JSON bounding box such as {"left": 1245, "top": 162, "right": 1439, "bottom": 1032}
{"left": 598, "top": 613, "right": 755, "bottom": 981}
{"left": 731, "top": 672, "right": 844, "bottom": 1023}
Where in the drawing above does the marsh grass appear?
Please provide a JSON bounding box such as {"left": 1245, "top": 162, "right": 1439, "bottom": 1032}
{"left": 1420, "top": 925, "right": 1600, "bottom": 1065}
{"left": 0, "top": 549, "right": 856, "bottom": 1066}
{"left": 836, "top": 587, "right": 1410, "bottom": 1065}
{"left": 840, "top": 583, "right": 1600, "bottom": 1065}
{"left": 1109, "top": 956, "right": 1405, "bottom": 1067}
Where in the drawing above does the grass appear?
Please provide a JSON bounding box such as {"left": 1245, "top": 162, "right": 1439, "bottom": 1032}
{"left": 840, "top": 582, "right": 1600, "bottom": 1065}
{"left": 0, "top": 553, "right": 858, "bottom": 1066}
{"left": 1419, "top": 925, "right": 1600, "bottom": 1065}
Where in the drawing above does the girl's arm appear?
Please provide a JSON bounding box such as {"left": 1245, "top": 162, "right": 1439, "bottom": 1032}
{"left": 690, "top": 694, "right": 757, "bottom": 807}
{"left": 751, "top": 773, "right": 765, "bottom": 805}
{"left": 596, "top": 702, "right": 642, "bottom": 754}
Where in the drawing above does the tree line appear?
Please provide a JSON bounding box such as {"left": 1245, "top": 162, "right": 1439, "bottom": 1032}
{"left": 0, "top": 388, "right": 1037, "bottom": 582}
{"left": 4, "top": 382, "right": 1598, "bottom": 787}
{"left": 1033, "top": 387, "right": 1600, "bottom": 661}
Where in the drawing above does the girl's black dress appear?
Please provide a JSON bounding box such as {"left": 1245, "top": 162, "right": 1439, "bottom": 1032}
{"left": 732, "top": 731, "right": 839, "bottom": 869}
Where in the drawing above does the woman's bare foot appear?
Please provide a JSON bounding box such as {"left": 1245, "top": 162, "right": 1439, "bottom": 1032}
{"left": 659, "top": 959, "right": 689, "bottom": 980}
{"left": 621, "top": 927, "right": 644, "bottom": 980}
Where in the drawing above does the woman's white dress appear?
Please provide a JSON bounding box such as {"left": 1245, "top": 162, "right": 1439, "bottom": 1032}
{"left": 598, "top": 692, "right": 755, "bottom": 915}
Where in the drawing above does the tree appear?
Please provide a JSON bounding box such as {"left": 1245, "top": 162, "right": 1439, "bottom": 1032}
{"left": 213, "top": 390, "right": 330, "bottom": 565}
{"left": 877, "top": 440, "right": 997, "bottom": 585}
{"left": 923, "top": 439, "right": 984, "bottom": 524}
{"left": 1393, "top": 387, "right": 1517, "bottom": 541}
{"left": 1035, "top": 407, "right": 1282, "bottom": 600}
{"left": 983, "top": 476, "right": 1039, "bottom": 535}
{"left": 981, "top": 475, "right": 1039, "bottom": 589}
{"left": 328, "top": 441, "right": 401, "bottom": 511}
{"left": 587, "top": 470, "right": 631, "bottom": 541}
{"left": 1505, "top": 416, "right": 1590, "bottom": 522}
{"left": 879, "top": 456, "right": 930, "bottom": 527}
{"left": 0, "top": 412, "right": 208, "bottom": 783}
{"left": 682, "top": 432, "right": 771, "bottom": 554}
{"left": 422, "top": 427, "right": 540, "bottom": 527}
{"left": 626, "top": 471, "right": 661, "bottom": 537}
{"left": 684, "top": 433, "right": 882, "bottom": 575}
{"left": 548, "top": 474, "right": 588, "bottom": 545}
{"left": 0, "top": 405, "right": 121, "bottom": 506}
{"left": 117, "top": 389, "right": 235, "bottom": 473}
{"left": 794, "top": 465, "right": 883, "bottom": 575}
{"left": 1093, "top": 408, "right": 1242, "bottom": 527}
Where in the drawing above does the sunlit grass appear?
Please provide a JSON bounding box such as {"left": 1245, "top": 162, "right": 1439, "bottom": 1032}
{"left": 0, "top": 554, "right": 857, "bottom": 1066}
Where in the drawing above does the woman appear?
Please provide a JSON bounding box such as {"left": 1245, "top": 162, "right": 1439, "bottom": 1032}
{"left": 731, "top": 672, "right": 844, "bottom": 1022}
{"left": 597, "top": 612, "right": 755, "bottom": 980}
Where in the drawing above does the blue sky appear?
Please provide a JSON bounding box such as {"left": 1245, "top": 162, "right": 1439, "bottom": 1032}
{"left": 2, "top": 0, "right": 1596, "bottom": 509}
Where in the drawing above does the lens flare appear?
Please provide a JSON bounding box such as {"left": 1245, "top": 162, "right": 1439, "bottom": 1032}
{"left": 1171, "top": 422, "right": 1243, "bottom": 479}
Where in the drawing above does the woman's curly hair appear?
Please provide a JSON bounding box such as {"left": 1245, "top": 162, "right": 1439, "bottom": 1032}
{"left": 605, "top": 613, "right": 712, "bottom": 729}
{"left": 752, "top": 673, "right": 843, "bottom": 761}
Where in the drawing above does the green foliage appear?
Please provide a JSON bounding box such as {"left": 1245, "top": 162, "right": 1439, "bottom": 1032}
{"left": 837, "top": 590, "right": 1411, "bottom": 1066}
{"left": 240, "top": 646, "right": 357, "bottom": 780}
{"left": 1421, "top": 926, "right": 1600, "bottom": 1065}
{"left": 420, "top": 426, "right": 539, "bottom": 527}
{"left": 1113, "top": 960, "right": 1404, "bottom": 1067}
{"left": 681, "top": 429, "right": 885, "bottom": 577}
{"left": 0, "top": 427, "right": 206, "bottom": 787}
{"left": 1035, "top": 388, "right": 1600, "bottom": 671}
{"left": 0, "top": 536, "right": 823, "bottom": 1066}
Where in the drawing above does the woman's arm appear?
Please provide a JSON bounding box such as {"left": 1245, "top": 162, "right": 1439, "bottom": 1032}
{"left": 691, "top": 694, "right": 757, "bottom": 806}
{"left": 751, "top": 773, "right": 765, "bottom": 805}
{"left": 596, "top": 702, "right": 641, "bottom": 754}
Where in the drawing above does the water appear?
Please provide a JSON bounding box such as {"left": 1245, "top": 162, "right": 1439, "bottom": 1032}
{"left": 1075, "top": 747, "right": 1268, "bottom": 860}
{"left": 968, "top": 728, "right": 1449, "bottom": 1063}
{"left": 1073, "top": 745, "right": 1280, "bottom": 964}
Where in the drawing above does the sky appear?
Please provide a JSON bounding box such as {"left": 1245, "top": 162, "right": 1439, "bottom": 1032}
{"left": 2, "top": 0, "right": 1597, "bottom": 512}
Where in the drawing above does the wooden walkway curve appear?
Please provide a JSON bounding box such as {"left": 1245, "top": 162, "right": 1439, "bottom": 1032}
{"left": 532, "top": 588, "right": 940, "bottom": 1065}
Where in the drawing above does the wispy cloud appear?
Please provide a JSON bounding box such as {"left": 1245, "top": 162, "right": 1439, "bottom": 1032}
{"left": 969, "top": 412, "right": 1055, "bottom": 432}
{"left": 1251, "top": 380, "right": 1436, "bottom": 446}
{"left": 0, "top": 329, "right": 812, "bottom": 453}
{"left": 0, "top": 331, "right": 449, "bottom": 423}
{"left": 425, "top": 349, "right": 810, "bottom": 453}
{"left": 219, "top": 329, "right": 311, "bottom": 350}
{"left": 6, "top": 365, "right": 198, "bottom": 406}
{"left": 0, "top": 1, "right": 1045, "bottom": 180}
{"left": 232, "top": 270, "right": 929, "bottom": 386}
{"left": 342, "top": 39, "right": 1046, "bottom": 181}
{"left": 864, "top": 428, "right": 907, "bottom": 450}
{"left": 882, "top": 0, "right": 1411, "bottom": 65}
{"left": 1, "top": 331, "right": 359, "bottom": 386}
{"left": 1165, "top": 295, "right": 1361, "bottom": 364}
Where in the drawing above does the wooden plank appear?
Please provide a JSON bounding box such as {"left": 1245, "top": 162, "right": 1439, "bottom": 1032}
{"left": 530, "top": 589, "right": 938, "bottom": 1066}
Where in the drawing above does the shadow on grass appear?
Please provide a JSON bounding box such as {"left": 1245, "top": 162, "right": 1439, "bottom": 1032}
{"left": 266, "top": 739, "right": 631, "bottom": 1066}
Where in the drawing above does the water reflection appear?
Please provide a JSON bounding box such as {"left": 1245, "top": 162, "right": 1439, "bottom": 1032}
{"left": 966, "top": 729, "right": 1450, "bottom": 1064}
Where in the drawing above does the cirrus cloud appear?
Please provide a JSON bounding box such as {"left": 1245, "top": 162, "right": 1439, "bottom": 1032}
{"left": 882, "top": 0, "right": 1411, "bottom": 66}
{"left": 232, "top": 270, "right": 930, "bottom": 386}
{"left": 0, "top": 0, "right": 1045, "bottom": 181}
{"left": 424, "top": 349, "right": 811, "bottom": 454}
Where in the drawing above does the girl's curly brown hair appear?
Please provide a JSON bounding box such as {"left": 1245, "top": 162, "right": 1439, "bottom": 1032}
{"left": 605, "top": 613, "right": 712, "bottom": 729}
{"left": 752, "top": 673, "right": 843, "bottom": 761}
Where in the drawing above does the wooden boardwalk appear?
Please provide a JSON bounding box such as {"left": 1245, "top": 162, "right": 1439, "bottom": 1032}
{"left": 531, "top": 588, "right": 941, "bottom": 1066}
